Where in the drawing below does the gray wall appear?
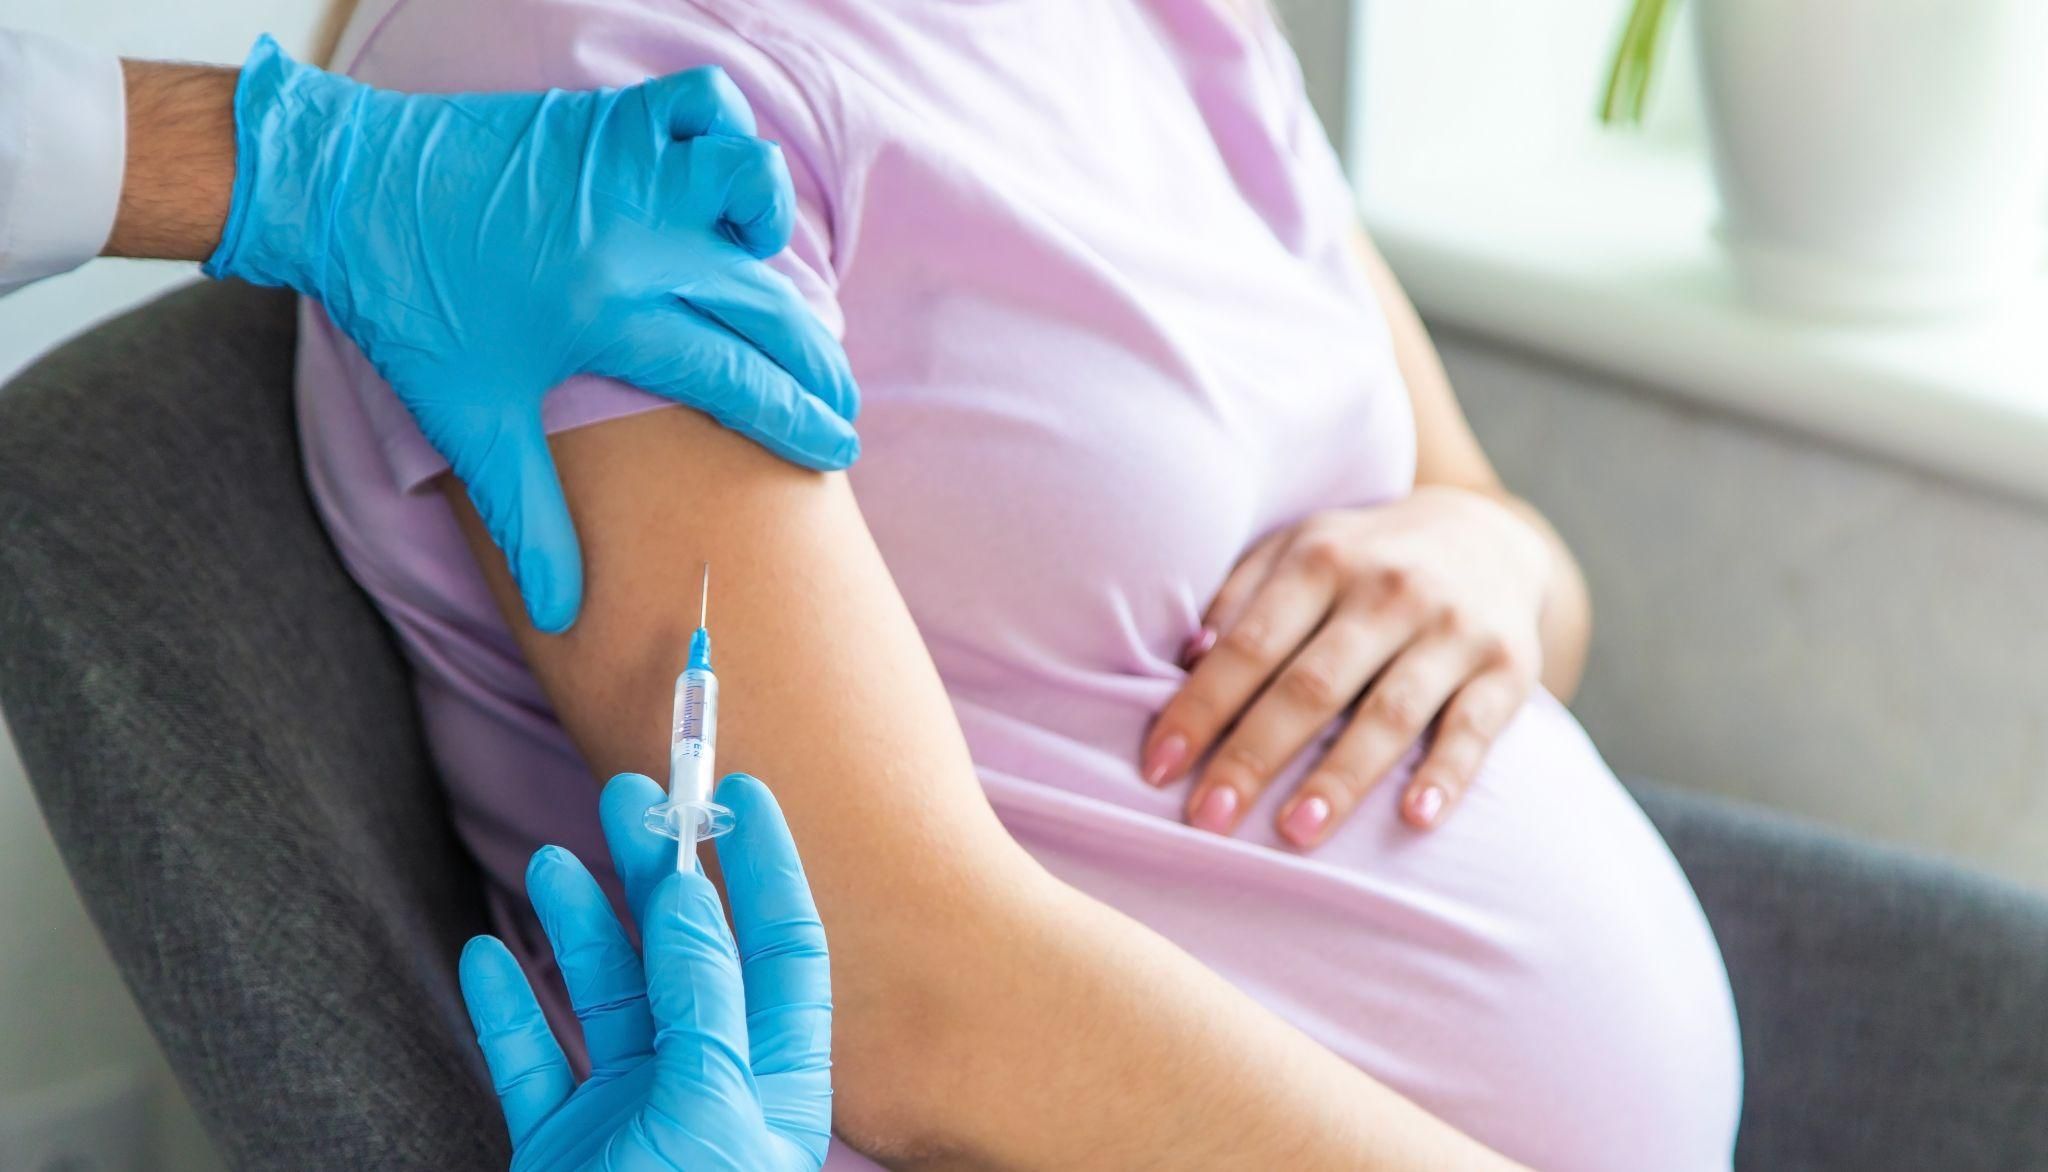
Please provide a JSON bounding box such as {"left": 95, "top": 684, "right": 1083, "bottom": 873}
{"left": 1441, "top": 327, "right": 2048, "bottom": 887}
{"left": 1274, "top": 0, "right": 1353, "bottom": 150}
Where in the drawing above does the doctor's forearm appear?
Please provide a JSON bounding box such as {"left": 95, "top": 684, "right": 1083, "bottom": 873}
{"left": 104, "top": 60, "right": 237, "bottom": 261}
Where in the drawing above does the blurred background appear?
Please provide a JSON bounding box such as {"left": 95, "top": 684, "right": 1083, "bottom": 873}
{"left": 3, "top": 0, "right": 2046, "bottom": 1167}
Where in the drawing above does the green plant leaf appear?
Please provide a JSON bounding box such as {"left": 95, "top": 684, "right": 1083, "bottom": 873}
{"left": 1600, "top": 0, "right": 1679, "bottom": 128}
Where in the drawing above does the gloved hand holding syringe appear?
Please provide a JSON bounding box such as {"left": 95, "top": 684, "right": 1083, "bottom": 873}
{"left": 646, "top": 565, "right": 735, "bottom": 864}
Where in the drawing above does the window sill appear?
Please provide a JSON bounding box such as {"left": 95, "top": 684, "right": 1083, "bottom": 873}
{"left": 1359, "top": 145, "right": 2048, "bottom": 504}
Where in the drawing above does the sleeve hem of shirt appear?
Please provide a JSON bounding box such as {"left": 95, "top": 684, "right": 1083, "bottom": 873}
{"left": 387, "top": 385, "right": 683, "bottom": 495}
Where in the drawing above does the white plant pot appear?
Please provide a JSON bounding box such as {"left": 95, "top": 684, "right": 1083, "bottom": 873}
{"left": 1695, "top": 0, "right": 2048, "bottom": 319}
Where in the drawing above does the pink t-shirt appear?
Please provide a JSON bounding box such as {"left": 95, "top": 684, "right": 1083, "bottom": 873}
{"left": 300, "top": 2, "right": 1743, "bottom": 1166}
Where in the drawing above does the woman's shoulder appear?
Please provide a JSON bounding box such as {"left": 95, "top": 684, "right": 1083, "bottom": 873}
{"left": 332, "top": 0, "right": 875, "bottom": 241}
{"left": 337, "top": 1, "right": 742, "bottom": 84}
{"left": 335, "top": 0, "right": 854, "bottom": 146}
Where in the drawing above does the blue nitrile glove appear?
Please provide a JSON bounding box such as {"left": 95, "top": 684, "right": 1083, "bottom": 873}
{"left": 460, "top": 773, "right": 832, "bottom": 1172}
{"left": 204, "top": 35, "right": 859, "bottom": 633}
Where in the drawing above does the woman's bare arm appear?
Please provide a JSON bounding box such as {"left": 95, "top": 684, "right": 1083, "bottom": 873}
{"left": 1350, "top": 230, "right": 1593, "bottom": 700}
{"left": 442, "top": 406, "right": 1517, "bottom": 1169}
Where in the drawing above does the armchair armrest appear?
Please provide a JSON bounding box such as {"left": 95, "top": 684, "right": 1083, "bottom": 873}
{"left": 1634, "top": 782, "right": 2048, "bottom": 1171}
{"left": 0, "top": 282, "right": 501, "bottom": 1170}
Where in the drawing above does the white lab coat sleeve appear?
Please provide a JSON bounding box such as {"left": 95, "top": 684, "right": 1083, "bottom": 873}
{"left": 0, "top": 29, "right": 125, "bottom": 297}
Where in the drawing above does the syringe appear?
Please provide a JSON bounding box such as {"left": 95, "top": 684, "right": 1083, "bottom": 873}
{"left": 645, "top": 564, "right": 735, "bottom": 867}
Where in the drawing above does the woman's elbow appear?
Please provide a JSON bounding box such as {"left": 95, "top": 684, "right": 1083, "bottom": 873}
{"left": 828, "top": 859, "right": 1062, "bottom": 1166}
{"left": 831, "top": 986, "right": 974, "bottom": 1166}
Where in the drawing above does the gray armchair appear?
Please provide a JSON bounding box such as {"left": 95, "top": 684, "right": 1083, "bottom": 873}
{"left": 3, "top": 282, "right": 2046, "bottom": 1170}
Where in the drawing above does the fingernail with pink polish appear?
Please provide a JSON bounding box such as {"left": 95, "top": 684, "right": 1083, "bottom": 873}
{"left": 1180, "top": 626, "right": 1218, "bottom": 667}
{"left": 1280, "top": 795, "right": 1332, "bottom": 846}
{"left": 1409, "top": 784, "right": 1447, "bottom": 828}
{"left": 1143, "top": 733, "right": 1189, "bottom": 786}
{"left": 1189, "top": 785, "right": 1241, "bottom": 834}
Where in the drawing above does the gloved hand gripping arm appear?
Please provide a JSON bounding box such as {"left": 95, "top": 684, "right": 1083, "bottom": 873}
{"left": 109, "top": 38, "right": 859, "bottom": 632}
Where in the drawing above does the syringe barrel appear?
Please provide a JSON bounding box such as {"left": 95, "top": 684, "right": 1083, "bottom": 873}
{"left": 670, "top": 667, "right": 718, "bottom": 805}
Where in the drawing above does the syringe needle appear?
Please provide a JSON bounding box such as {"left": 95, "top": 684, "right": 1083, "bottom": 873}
{"left": 699, "top": 562, "right": 709, "bottom": 628}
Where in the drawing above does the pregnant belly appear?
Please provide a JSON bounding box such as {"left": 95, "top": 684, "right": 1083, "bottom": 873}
{"left": 957, "top": 691, "right": 1743, "bottom": 1172}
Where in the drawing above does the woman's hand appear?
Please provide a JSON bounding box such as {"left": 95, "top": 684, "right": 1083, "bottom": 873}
{"left": 1142, "top": 486, "right": 1551, "bottom": 847}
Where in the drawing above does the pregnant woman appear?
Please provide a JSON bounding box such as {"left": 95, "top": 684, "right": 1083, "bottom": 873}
{"left": 300, "top": 0, "right": 1742, "bottom": 1166}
